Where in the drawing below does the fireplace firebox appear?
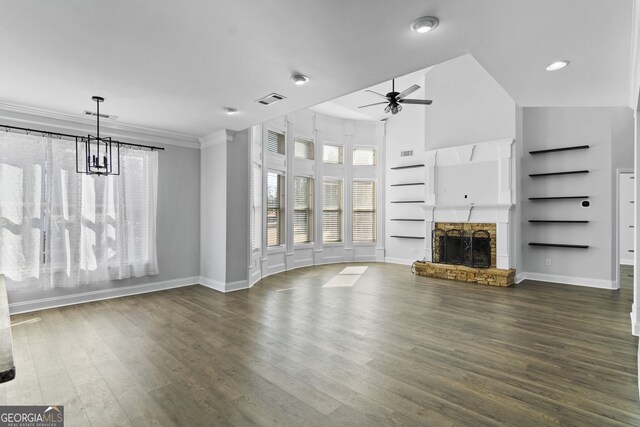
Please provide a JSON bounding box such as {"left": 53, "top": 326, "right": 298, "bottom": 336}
{"left": 432, "top": 228, "right": 491, "bottom": 268}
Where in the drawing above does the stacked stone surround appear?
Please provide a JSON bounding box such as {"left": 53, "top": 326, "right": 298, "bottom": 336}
{"left": 420, "top": 222, "right": 513, "bottom": 286}
{"left": 434, "top": 222, "right": 497, "bottom": 268}
{"left": 413, "top": 261, "right": 515, "bottom": 287}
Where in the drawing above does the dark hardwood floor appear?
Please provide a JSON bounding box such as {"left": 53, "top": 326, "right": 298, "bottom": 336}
{"left": 1, "top": 262, "right": 638, "bottom": 426}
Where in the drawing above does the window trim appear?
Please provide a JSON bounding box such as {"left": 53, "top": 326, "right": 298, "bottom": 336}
{"left": 294, "top": 136, "right": 315, "bottom": 161}
{"left": 266, "top": 170, "right": 285, "bottom": 248}
{"left": 267, "top": 128, "right": 286, "bottom": 157}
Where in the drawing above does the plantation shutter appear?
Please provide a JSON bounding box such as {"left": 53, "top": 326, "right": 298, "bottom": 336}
{"left": 266, "top": 172, "right": 284, "bottom": 246}
{"left": 293, "top": 177, "right": 313, "bottom": 243}
{"left": 251, "top": 163, "right": 261, "bottom": 251}
{"left": 267, "top": 130, "right": 285, "bottom": 155}
{"left": 323, "top": 180, "right": 343, "bottom": 243}
{"left": 294, "top": 138, "right": 314, "bottom": 160}
{"left": 352, "top": 181, "right": 376, "bottom": 242}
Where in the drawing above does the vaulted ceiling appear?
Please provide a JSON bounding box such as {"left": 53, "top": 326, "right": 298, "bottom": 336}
{"left": 0, "top": 0, "right": 632, "bottom": 138}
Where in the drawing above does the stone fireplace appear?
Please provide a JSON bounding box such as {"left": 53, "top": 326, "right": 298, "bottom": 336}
{"left": 413, "top": 138, "right": 516, "bottom": 286}
{"left": 433, "top": 222, "right": 496, "bottom": 268}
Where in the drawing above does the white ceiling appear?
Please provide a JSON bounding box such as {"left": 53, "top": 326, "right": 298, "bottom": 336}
{"left": 0, "top": 0, "right": 633, "bottom": 138}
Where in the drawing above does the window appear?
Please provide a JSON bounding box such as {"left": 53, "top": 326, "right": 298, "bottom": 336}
{"left": 0, "top": 132, "right": 158, "bottom": 289}
{"left": 323, "top": 144, "right": 343, "bottom": 164}
{"left": 293, "top": 177, "right": 313, "bottom": 243}
{"left": 322, "top": 180, "right": 343, "bottom": 243}
{"left": 294, "top": 138, "right": 314, "bottom": 160}
{"left": 267, "top": 129, "right": 285, "bottom": 155}
{"left": 266, "top": 172, "right": 285, "bottom": 247}
{"left": 251, "top": 163, "right": 262, "bottom": 251}
{"left": 352, "top": 181, "right": 376, "bottom": 243}
{"left": 353, "top": 147, "right": 376, "bottom": 166}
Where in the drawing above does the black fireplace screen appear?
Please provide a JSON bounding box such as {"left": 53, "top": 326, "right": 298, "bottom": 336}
{"left": 432, "top": 229, "right": 491, "bottom": 268}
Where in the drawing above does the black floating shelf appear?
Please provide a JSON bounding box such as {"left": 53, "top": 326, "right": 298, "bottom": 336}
{"left": 390, "top": 218, "right": 425, "bottom": 222}
{"left": 391, "top": 200, "right": 424, "bottom": 204}
{"left": 390, "top": 182, "right": 425, "bottom": 187}
{"left": 529, "top": 242, "right": 589, "bottom": 249}
{"left": 529, "top": 170, "right": 589, "bottom": 177}
{"left": 390, "top": 164, "right": 425, "bottom": 170}
{"left": 529, "top": 145, "right": 590, "bottom": 155}
{"left": 391, "top": 235, "right": 425, "bottom": 239}
{"left": 528, "top": 220, "right": 589, "bottom": 223}
{"left": 529, "top": 196, "right": 589, "bottom": 200}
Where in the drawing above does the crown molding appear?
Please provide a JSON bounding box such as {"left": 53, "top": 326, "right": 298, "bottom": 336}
{"left": 0, "top": 102, "right": 201, "bottom": 149}
{"left": 199, "top": 129, "right": 236, "bottom": 149}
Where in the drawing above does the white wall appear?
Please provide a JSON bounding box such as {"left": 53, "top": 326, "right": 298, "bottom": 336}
{"left": 521, "top": 107, "right": 633, "bottom": 289}
{"left": 200, "top": 129, "right": 251, "bottom": 291}
{"left": 384, "top": 85, "right": 427, "bottom": 264}
{"left": 226, "top": 130, "right": 249, "bottom": 284}
{"left": 200, "top": 134, "right": 228, "bottom": 287}
{"left": 620, "top": 172, "right": 635, "bottom": 265}
{"left": 425, "top": 54, "right": 516, "bottom": 150}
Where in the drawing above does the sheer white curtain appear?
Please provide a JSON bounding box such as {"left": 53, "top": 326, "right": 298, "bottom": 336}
{"left": 0, "top": 133, "right": 47, "bottom": 287}
{"left": 0, "top": 133, "right": 158, "bottom": 291}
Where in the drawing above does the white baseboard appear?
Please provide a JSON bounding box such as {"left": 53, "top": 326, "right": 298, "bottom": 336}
{"left": 199, "top": 276, "right": 225, "bottom": 292}
{"left": 384, "top": 257, "right": 417, "bottom": 266}
{"left": 226, "top": 280, "right": 250, "bottom": 292}
{"left": 515, "top": 273, "right": 527, "bottom": 284}
{"left": 621, "top": 258, "right": 635, "bottom": 266}
{"left": 199, "top": 277, "right": 251, "bottom": 293}
{"left": 9, "top": 276, "right": 200, "bottom": 315}
{"left": 517, "top": 272, "right": 615, "bottom": 289}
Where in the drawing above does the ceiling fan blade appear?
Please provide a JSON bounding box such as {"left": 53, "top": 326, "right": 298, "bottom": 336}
{"left": 358, "top": 101, "right": 389, "bottom": 109}
{"left": 396, "top": 84, "right": 420, "bottom": 100}
{"left": 365, "top": 90, "right": 389, "bottom": 100}
{"left": 398, "top": 99, "right": 433, "bottom": 105}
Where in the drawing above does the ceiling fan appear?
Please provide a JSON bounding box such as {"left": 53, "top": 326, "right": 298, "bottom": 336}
{"left": 358, "top": 79, "right": 432, "bottom": 115}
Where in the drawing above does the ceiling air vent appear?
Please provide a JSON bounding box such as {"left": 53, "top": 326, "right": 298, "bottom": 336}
{"left": 256, "top": 93, "right": 286, "bottom": 106}
{"left": 83, "top": 110, "right": 118, "bottom": 120}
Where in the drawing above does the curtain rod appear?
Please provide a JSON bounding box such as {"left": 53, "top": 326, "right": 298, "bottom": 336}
{"left": 0, "top": 124, "right": 165, "bottom": 151}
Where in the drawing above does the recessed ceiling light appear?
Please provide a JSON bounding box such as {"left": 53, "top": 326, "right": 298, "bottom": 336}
{"left": 410, "top": 16, "right": 439, "bottom": 33}
{"left": 225, "top": 107, "right": 238, "bottom": 115}
{"left": 291, "top": 73, "right": 310, "bottom": 85}
{"left": 546, "top": 60, "right": 569, "bottom": 71}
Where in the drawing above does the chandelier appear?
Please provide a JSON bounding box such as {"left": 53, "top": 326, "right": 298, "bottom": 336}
{"left": 76, "top": 96, "right": 120, "bottom": 176}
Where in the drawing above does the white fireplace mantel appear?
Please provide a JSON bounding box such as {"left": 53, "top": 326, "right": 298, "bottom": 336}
{"left": 421, "top": 204, "right": 514, "bottom": 223}
{"left": 422, "top": 139, "right": 516, "bottom": 270}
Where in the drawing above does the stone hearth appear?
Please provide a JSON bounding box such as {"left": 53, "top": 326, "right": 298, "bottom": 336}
{"left": 413, "top": 261, "right": 515, "bottom": 287}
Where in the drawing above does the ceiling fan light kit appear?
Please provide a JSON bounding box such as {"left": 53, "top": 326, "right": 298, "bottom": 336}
{"left": 358, "top": 79, "right": 432, "bottom": 115}
{"left": 410, "top": 16, "right": 439, "bottom": 33}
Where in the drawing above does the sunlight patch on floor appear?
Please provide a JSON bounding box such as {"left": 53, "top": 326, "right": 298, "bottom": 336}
{"left": 339, "top": 266, "right": 368, "bottom": 275}
{"left": 322, "top": 266, "right": 368, "bottom": 288}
